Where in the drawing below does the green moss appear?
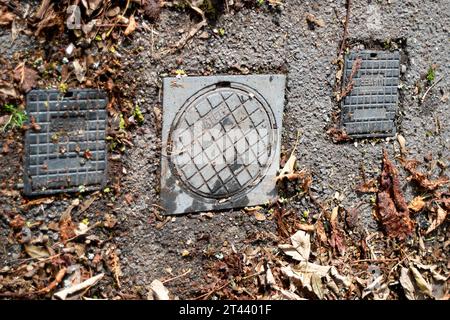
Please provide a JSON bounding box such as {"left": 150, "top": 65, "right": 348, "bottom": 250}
{"left": 426, "top": 66, "right": 436, "bottom": 83}
{"left": 133, "top": 105, "right": 144, "bottom": 125}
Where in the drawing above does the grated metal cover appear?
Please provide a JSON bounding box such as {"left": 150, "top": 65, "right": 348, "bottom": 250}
{"left": 341, "top": 50, "right": 400, "bottom": 138}
{"left": 24, "top": 90, "right": 108, "bottom": 196}
{"left": 161, "top": 75, "right": 285, "bottom": 214}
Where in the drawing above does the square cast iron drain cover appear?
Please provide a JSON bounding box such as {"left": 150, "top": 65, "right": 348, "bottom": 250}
{"left": 24, "top": 90, "right": 108, "bottom": 196}
{"left": 161, "top": 75, "right": 286, "bottom": 214}
{"left": 341, "top": 50, "right": 400, "bottom": 138}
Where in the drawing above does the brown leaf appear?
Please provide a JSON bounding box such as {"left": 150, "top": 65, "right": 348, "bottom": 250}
{"left": 277, "top": 151, "right": 297, "bottom": 180}
{"left": 24, "top": 244, "right": 50, "bottom": 259}
{"left": 402, "top": 159, "right": 449, "bottom": 191}
{"left": 254, "top": 211, "right": 266, "bottom": 221}
{"left": 425, "top": 205, "right": 447, "bottom": 234}
{"left": 124, "top": 15, "right": 137, "bottom": 36}
{"left": 376, "top": 150, "right": 415, "bottom": 239}
{"left": 59, "top": 204, "right": 77, "bottom": 243}
{"left": 13, "top": 64, "right": 38, "bottom": 93}
{"left": 399, "top": 267, "right": 416, "bottom": 300}
{"left": 327, "top": 127, "right": 351, "bottom": 143}
{"left": 9, "top": 215, "right": 25, "bottom": 230}
{"left": 278, "top": 230, "right": 311, "bottom": 261}
{"left": 356, "top": 178, "right": 378, "bottom": 193}
{"left": 0, "top": 6, "right": 15, "bottom": 25}
{"left": 408, "top": 196, "right": 426, "bottom": 212}
{"left": 315, "top": 220, "right": 328, "bottom": 243}
{"left": 329, "top": 207, "right": 346, "bottom": 255}
{"left": 410, "top": 266, "right": 432, "bottom": 297}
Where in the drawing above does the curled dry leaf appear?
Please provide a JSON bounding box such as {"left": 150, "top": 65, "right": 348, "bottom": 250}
{"left": 124, "top": 15, "right": 137, "bottom": 36}
{"left": 73, "top": 59, "right": 86, "bottom": 83}
{"left": 278, "top": 230, "right": 310, "bottom": 261}
{"left": 397, "top": 134, "right": 408, "bottom": 155}
{"left": 24, "top": 244, "right": 50, "bottom": 259}
{"left": 402, "top": 159, "right": 449, "bottom": 191}
{"left": 399, "top": 267, "right": 416, "bottom": 300}
{"left": 425, "top": 205, "right": 447, "bottom": 234}
{"left": 362, "top": 275, "right": 390, "bottom": 300}
{"left": 254, "top": 211, "right": 266, "bottom": 221}
{"left": 408, "top": 196, "right": 426, "bottom": 212}
{"left": 281, "top": 262, "right": 349, "bottom": 299}
{"left": 276, "top": 150, "right": 297, "bottom": 181}
{"left": 376, "top": 150, "right": 414, "bottom": 239}
{"left": 409, "top": 265, "right": 432, "bottom": 297}
{"left": 329, "top": 207, "right": 346, "bottom": 255}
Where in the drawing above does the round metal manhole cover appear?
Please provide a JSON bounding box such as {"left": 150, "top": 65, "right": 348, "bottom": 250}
{"left": 168, "top": 82, "right": 277, "bottom": 200}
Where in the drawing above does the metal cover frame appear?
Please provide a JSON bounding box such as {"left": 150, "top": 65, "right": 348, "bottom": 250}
{"left": 24, "top": 89, "right": 108, "bottom": 196}
{"left": 160, "top": 75, "right": 286, "bottom": 215}
{"left": 341, "top": 50, "right": 400, "bottom": 138}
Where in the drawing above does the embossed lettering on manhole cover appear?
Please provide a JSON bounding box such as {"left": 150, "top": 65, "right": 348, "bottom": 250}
{"left": 24, "top": 90, "right": 108, "bottom": 196}
{"left": 161, "top": 75, "right": 286, "bottom": 214}
{"left": 341, "top": 50, "right": 400, "bottom": 138}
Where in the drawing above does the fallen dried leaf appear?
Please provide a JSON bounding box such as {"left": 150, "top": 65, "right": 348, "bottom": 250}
{"left": 402, "top": 159, "right": 449, "bottom": 191}
{"left": 410, "top": 265, "right": 432, "bottom": 297}
{"left": 329, "top": 207, "right": 346, "bottom": 255}
{"left": 376, "top": 150, "right": 414, "bottom": 239}
{"left": 327, "top": 127, "right": 351, "bottom": 143}
{"left": 148, "top": 279, "right": 170, "bottom": 300}
{"left": 13, "top": 63, "right": 38, "bottom": 93}
{"left": 254, "top": 211, "right": 266, "bottom": 221}
{"left": 397, "top": 134, "right": 408, "bottom": 155}
{"left": 0, "top": 6, "right": 15, "bottom": 25}
{"left": 24, "top": 244, "right": 50, "bottom": 259}
{"left": 408, "top": 196, "right": 426, "bottom": 212}
{"left": 278, "top": 230, "right": 310, "bottom": 261}
{"left": 356, "top": 178, "right": 378, "bottom": 193}
{"left": 425, "top": 205, "right": 447, "bottom": 234}
{"left": 399, "top": 267, "right": 416, "bottom": 300}
{"left": 124, "top": 15, "right": 137, "bottom": 35}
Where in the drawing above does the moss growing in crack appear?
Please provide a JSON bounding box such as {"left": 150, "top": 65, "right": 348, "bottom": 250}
{"left": 426, "top": 66, "right": 436, "bottom": 83}
{"left": 133, "top": 105, "right": 144, "bottom": 125}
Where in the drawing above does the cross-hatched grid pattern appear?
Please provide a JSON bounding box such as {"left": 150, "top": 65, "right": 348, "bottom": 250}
{"left": 24, "top": 90, "right": 108, "bottom": 196}
{"left": 341, "top": 51, "right": 400, "bottom": 138}
{"left": 170, "top": 88, "right": 274, "bottom": 199}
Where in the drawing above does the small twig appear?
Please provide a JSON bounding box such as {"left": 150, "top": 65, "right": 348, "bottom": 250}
{"left": 340, "top": 56, "right": 362, "bottom": 100}
{"left": 351, "top": 258, "right": 398, "bottom": 264}
{"left": 162, "top": 269, "right": 191, "bottom": 284}
{"left": 160, "top": 1, "right": 207, "bottom": 56}
{"left": 339, "top": 0, "right": 352, "bottom": 57}
{"left": 194, "top": 280, "right": 230, "bottom": 300}
{"left": 420, "top": 75, "right": 444, "bottom": 104}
